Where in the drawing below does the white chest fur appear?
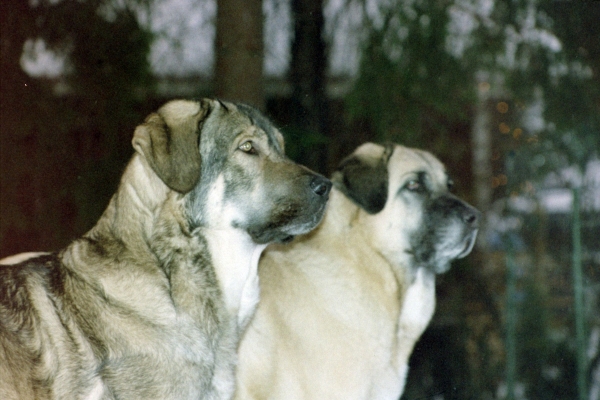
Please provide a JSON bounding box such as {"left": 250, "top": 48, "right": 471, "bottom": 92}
{"left": 205, "top": 230, "right": 267, "bottom": 328}
{"left": 394, "top": 267, "right": 436, "bottom": 394}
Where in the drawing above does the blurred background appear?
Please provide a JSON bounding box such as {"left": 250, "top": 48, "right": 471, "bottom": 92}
{"left": 1, "top": 0, "right": 599, "bottom": 398}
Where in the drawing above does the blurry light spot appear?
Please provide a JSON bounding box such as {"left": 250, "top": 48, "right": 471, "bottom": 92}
{"left": 478, "top": 81, "right": 490, "bottom": 93}
{"left": 527, "top": 136, "right": 539, "bottom": 143}
{"left": 491, "top": 175, "right": 508, "bottom": 188}
{"left": 513, "top": 128, "right": 523, "bottom": 139}
{"left": 496, "top": 102, "right": 509, "bottom": 113}
{"left": 499, "top": 122, "right": 511, "bottom": 134}
{"left": 534, "top": 154, "right": 546, "bottom": 167}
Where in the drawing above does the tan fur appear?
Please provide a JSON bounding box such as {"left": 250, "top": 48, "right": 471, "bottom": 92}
{"left": 235, "top": 143, "right": 479, "bottom": 400}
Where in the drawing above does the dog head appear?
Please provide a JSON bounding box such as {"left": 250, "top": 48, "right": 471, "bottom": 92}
{"left": 132, "top": 99, "right": 331, "bottom": 244}
{"left": 333, "top": 142, "right": 479, "bottom": 273}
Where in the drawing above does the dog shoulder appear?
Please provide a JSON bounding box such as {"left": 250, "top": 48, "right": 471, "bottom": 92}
{"left": 0, "top": 262, "right": 38, "bottom": 397}
{"left": 0, "top": 254, "right": 67, "bottom": 399}
{"left": 0, "top": 254, "right": 63, "bottom": 317}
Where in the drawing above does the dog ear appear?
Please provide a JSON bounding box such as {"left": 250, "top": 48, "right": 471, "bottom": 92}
{"left": 132, "top": 102, "right": 209, "bottom": 193}
{"left": 333, "top": 144, "right": 393, "bottom": 214}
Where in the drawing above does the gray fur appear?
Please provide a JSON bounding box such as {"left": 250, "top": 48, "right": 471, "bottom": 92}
{"left": 0, "top": 99, "right": 330, "bottom": 400}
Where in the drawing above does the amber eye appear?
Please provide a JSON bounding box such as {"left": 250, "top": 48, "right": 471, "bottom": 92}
{"left": 239, "top": 141, "right": 255, "bottom": 154}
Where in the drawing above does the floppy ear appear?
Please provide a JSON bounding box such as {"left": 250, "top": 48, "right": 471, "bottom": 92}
{"left": 132, "top": 109, "right": 204, "bottom": 193}
{"left": 333, "top": 144, "right": 393, "bottom": 214}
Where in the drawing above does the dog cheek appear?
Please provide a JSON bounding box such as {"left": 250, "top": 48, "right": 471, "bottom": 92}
{"left": 244, "top": 210, "right": 301, "bottom": 244}
{"left": 409, "top": 202, "right": 443, "bottom": 268}
{"left": 261, "top": 200, "right": 303, "bottom": 231}
{"left": 416, "top": 196, "right": 470, "bottom": 272}
{"left": 410, "top": 229, "right": 438, "bottom": 267}
{"left": 244, "top": 161, "right": 328, "bottom": 240}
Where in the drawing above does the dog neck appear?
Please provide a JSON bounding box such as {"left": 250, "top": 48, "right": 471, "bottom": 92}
{"left": 311, "top": 188, "right": 418, "bottom": 284}
{"left": 91, "top": 155, "right": 171, "bottom": 252}
{"left": 312, "top": 188, "right": 361, "bottom": 236}
{"left": 83, "top": 156, "right": 266, "bottom": 328}
{"left": 203, "top": 228, "right": 267, "bottom": 329}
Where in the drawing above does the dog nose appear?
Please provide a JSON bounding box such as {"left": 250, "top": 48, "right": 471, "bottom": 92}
{"left": 310, "top": 176, "right": 332, "bottom": 197}
{"left": 462, "top": 207, "right": 480, "bottom": 227}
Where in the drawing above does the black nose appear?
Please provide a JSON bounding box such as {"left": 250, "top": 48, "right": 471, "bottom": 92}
{"left": 462, "top": 206, "right": 480, "bottom": 227}
{"left": 310, "top": 176, "right": 332, "bottom": 197}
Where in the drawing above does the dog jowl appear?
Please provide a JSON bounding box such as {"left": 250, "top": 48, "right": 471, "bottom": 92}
{"left": 0, "top": 99, "right": 330, "bottom": 400}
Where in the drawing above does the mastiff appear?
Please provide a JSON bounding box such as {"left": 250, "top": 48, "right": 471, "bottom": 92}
{"left": 0, "top": 99, "right": 331, "bottom": 400}
{"left": 235, "top": 142, "right": 479, "bottom": 400}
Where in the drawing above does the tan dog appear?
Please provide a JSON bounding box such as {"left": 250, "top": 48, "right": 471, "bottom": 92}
{"left": 235, "top": 143, "right": 479, "bottom": 400}
{"left": 0, "top": 99, "right": 331, "bottom": 400}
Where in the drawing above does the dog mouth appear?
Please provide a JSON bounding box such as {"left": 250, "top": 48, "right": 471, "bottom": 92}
{"left": 245, "top": 200, "right": 327, "bottom": 244}
{"left": 278, "top": 235, "right": 295, "bottom": 243}
{"left": 456, "top": 229, "right": 478, "bottom": 259}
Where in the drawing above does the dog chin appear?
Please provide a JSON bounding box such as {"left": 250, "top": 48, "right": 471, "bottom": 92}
{"left": 246, "top": 228, "right": 295, "bottom": 245}
{"left": 456, "top": 229, "right": 478, "bottom": 259}
{"left": 248, "top": 220, "right": 318, "bottom": 244}
{"left": 277, "top": 235, "right": 295, "bottom": 244}
{"left": 245, "top": 201, "right": 327, "bottom": 244}
{"left": 431, "top": 229, "right": 479, "bottom": 273}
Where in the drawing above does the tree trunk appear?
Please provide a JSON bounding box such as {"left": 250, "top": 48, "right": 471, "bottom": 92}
{"left": 471, "top": 72, "right": 493, "bottom": 248}
{"left": 289, "top": 0, "right": 328, "bottom": 173}
{"left": 214, "top": 0, "right": 264, "bottom": 110}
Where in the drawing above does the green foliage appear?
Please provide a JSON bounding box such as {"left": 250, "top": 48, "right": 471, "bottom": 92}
{"left": 346, "top": 0, "right": 474, "bottom": 146}
{"left": 38, "top": 0, "right": 154, "bottom": 104}
{"left": 515, "top": 278, "right": 578, "bottom": 399}
{"left": 506, "top": 1, "right": 600, "bottom": 176}
{"left": 281, "top": 124, "right": 330, "bottom": 165}
{"left": 347, "top": 0, "right": 599, "bottom": 179}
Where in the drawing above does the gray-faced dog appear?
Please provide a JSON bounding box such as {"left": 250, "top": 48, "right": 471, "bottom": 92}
{"left": 235, "top": 142, "right": 479, "bottom": 400}
{"left": 0, "top": 99, "right": 331, "bottom": 400}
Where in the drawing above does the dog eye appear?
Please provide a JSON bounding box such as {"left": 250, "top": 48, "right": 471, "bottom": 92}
{"left": 239, "top": 141, "right": 256, "bottom": 154}
{"left": 447, "top": 179, "right": 455, "bottom": 191}
{"left": 406, "top": 180, "right": 421, "bottom": 191}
